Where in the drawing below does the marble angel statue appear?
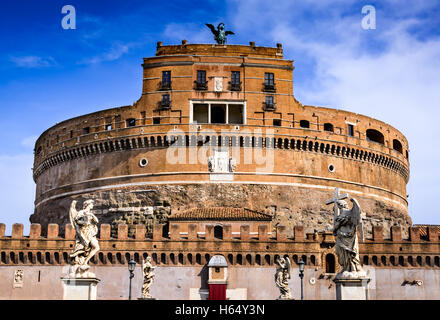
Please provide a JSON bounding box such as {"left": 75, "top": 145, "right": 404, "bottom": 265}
{"left": 141, "top": 256, "right": 156, "bottom": 299}
{"left": 69, "top": 199, "right": 100, "bottom": 278}
{"left": 332, "top": 197, "right": 366, "bottom": 279}
{"left": 275, "top": 256, "right": 292, "bottom": 299}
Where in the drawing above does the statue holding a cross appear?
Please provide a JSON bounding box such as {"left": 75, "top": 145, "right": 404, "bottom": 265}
{"left": 326, "top": 188, "right": 366, "bottom": 279}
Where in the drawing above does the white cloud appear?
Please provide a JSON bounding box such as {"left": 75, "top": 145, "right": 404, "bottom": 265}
{"left": 78, "top": 42, "right": 133, "bottom": 64}
{"left": 10, "top": 56, "right": 56, "bottom": 68}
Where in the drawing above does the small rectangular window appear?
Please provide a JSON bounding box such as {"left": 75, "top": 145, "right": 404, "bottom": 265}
{"left": 197, "top": 70, "right": 206, "bottom": 83}
{"left": 265, "top": 96, "right": 274, "bottom": 105}
{"left": 265, "top": 73, "right": 274, "bottom": 85}
{"left": 162, "top": 71, "right": 171, "bottom": 84}
{"left": 153, "top": 117, "right": 160, "bottom": 124}
{"left": 231, "top": 71, "right": 240, "bottom": 85}
{"left": 83, "top": 127, "right": 90, "bottom": 135}
{"left": 162, "top": 94, "right": 170, "bottom": 102}
{"left": 105, "top": 124, "right": 112, "bottom": 131}
{"left": 273, "top": 119, "right": 281, "bottom": 126}
{"left": 348, "top": 124, "right": 354, "bottom": 136}
{"left": 70, "top": 130, "right": 73, "bottom": 139}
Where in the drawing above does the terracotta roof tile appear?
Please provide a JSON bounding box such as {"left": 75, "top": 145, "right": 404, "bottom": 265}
{"left": 169, "top": 207, "right": 273, "bottom": 221}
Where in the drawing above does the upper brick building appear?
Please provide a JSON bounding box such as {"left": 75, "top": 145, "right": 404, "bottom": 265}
{"left": 30, "top": 41, "right": 410, "bottom": 239}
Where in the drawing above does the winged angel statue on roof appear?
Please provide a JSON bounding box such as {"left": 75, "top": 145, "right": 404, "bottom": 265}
{"left": 68, "top": 200, "right": 100, "bottom": 278}
{"left": 206, "top": 23, "right": 234, "bottom": 44}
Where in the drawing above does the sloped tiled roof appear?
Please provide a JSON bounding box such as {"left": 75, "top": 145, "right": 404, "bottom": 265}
{"left": 169, "top": 207, "right": 273, "bottom": 221}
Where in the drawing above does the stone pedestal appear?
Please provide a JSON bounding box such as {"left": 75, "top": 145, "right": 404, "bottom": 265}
{"left": 334, "top": 278, "right": 370, "bottom": 300}
{"left": 61, "top": 277, "right": 100, "bottom": 300}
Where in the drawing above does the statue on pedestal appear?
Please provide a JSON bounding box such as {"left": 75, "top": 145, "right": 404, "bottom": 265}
{"left": 275, "top": 256, "right": 291, "bottom": 299}
{"left": 141, "top": 257, "right": 156, "bottom": 299}
{"left": 68, "top": 200, "right": 100, "bottom": 278}
{"left": 326, "top": 188, "right": 366, "bottom": 279}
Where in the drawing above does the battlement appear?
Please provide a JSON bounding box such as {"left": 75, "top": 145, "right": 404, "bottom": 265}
{"left": 154, "top": 42, "right": 284, "bottom": 59}
{"left": 1, "top": 223, "right": 439, "bottom": 269}
{"left": 2, "top": 223, "right": 439, "bottom": 242}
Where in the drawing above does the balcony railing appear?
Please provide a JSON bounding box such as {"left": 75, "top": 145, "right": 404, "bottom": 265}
{"left": 263, "top": 83, "right": 276, "bottom": 92}
{"left": 263, "top": 103, "right": 276, "bottom": 111}
{"left": 229, "top": 82, "right": 242, "bottom": 91}
{"left": 194, "top": 81, "right": 208, "bottom": 90}
{"left": 159, "top": 81, "right": 172, "bottom": 91}
{"left": 159, "top": 100, "right": 171, "bottom": 109}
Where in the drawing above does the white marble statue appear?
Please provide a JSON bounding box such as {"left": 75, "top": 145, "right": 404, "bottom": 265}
{"left": 328, "top": 190, "right": 366, "bottom": 279}
{"left": 142, "top": 257, "right": 156, "bottom": 299}
{"left": 69, "top": 200, "right": 100, "bottom": 278}
{"left": 275, "top": 256, "right": 291, "bottom": 299}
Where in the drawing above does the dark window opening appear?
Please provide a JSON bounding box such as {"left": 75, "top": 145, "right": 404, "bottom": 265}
{"left": 230, "top": 71, "right": 241, "bottom": 91}
{"left": 195, "top": 70, "right": 207, "bottom": 90}
{"left": 300, "top": 120, "right": 310, "bottom": 128}
{"left": 273, "top": 119, "right": 281, "bottom": 126}
{"left": 366, "top": 129, "right": 384, "bottom": 144}
{"left": 105, "top": 124, "right": 112, "bottom": 131}
{"left": 214, "top": 226, "right": 223, "bottom": 240}
{"left": 153, "top": 117, "right": 160, "bottom": 125}
{"left": 126, "top": 118, "right": 136, "bottom": 127}
{"left": 325, "top": 254, "right": 335, "bottom": 273}
{"left": 83, "top": 127, "right": 90, "bottom": 135}
{"left": 160, "top": 94, "right": 171, "bottom": 109}
{"left": 393, "top": 139, "right": 403, "bottom": 153}
{"left": 228, "top": 104, "right": 243, "bottom": 124}
{"left": 264, "top": 72, "right": 275, "bottom": 87}
{"left": 264, "top": 96, "right": 275, "bottom": 110}
{"left": 193, "top": 104, "right": 209, "bottom": 123}
{"left": 211, "top": 105, "right": 226, "bottom": 124}
{"left": 348, "top": 124, "right": 354, "bottom": 136}
{"left": 324, "top": 123, "right": 334, "bottom": 132}
{"left": 215, "top": 267, "right": 220, "bottom": 273}
{"left": 161, "top": 71, "right": 171, "bottom": 90}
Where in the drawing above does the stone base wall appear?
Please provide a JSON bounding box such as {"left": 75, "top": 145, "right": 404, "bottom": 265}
{"left": 1, "top": 265, "right": 438, "bottom": 300}
{"left": 30, "top": 184, "right": 411, "bottom": 238}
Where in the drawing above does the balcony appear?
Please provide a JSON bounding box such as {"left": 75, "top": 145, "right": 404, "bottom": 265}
{"left": 263, "top": 83, "right": 276, "bottom": 92}
{"left": 229, "top": 82, "right": 242, "bottom": 91}
{"left": 194, "top": 81, "right": 208, "bottom": 90}
{"left": 263, "top": 102, "right": 276, "bottom": 111}
{"left": 159, "top": 81, "right": 172, "bottom": 91}
{"left": 158, "top": 100, "right": 171, "bottom": 110}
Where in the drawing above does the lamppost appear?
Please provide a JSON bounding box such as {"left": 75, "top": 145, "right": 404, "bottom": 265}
{"left": 128, "top": 259, "right": 136, "bottom": 300}
{"left": 298, "top": 259, "right": 305, "bottom": 300}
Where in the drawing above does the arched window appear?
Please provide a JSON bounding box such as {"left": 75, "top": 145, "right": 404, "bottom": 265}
{"left": 236, "top": 254, "right": 243, "bottom": 265}
{"left": 323, "top": 123, "right": 334, "bottom": 132}
{"left": 214, "top": 225, "right": 223, "bottom": 240}
{"left": 393, "top": 139, "right": 403, "bottom": 154}
{"left": 366, "top": 129, "right": 384, "bottom": 145}
{"left": 300, "top": 120, "right": 310, "bottom": 129}
{"left": 325, "top": 254, "right": 335, "bottom": 273}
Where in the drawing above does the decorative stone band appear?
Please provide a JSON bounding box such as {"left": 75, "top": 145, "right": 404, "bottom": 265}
{"left": 33, "top": 133, "right": 409, "bottom": 182}
{"left": 0, "top": 223, "right": 439, "bottom": 268}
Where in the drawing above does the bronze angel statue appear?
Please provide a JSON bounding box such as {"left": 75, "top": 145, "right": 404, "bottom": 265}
{"left": 275, "top": 256, "right": 292, "bottom": 299}
{"left": 329, "top": 193, "right": 367, "bottom": 279}
{"left": 68, "top": 199, "right": 100, "bottom": 278}
{"left": 206, "top": 23, "right": 234, "bottom": 44}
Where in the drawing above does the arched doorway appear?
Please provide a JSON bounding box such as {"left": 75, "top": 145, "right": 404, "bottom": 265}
{"left": 325, "top": 253, "right": 335, "bottom": 274}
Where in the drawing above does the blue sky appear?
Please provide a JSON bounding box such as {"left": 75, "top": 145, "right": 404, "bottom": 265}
{"left": 0, "top": 0, "right": 439, "bottom": 234}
